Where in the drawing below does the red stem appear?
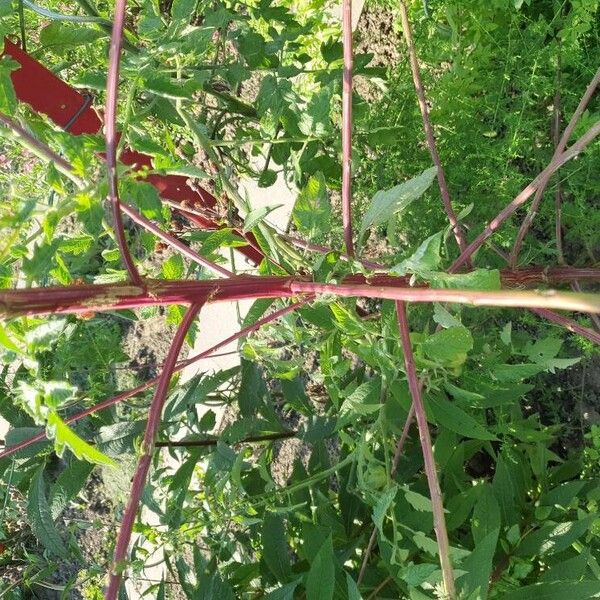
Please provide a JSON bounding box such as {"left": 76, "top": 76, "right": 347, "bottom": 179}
{"left": 509, "top": 67, "right": 600, "bottom": 268}
{"left": 3, "top": 270, "right": 600, "bottom": 318}
{"left": 396, "top": 301, "right": 455, "bottom": 598}
{"left": 0, "top": 300, "right": 308, "bottom": 462}
{"left": 341, "top": 0, "right": 354, "bottom": 257}
{"left": 398, "top": 1, "right": 468, "bottom": 260}
{"left": 530, "top": 307, "right": 600, "bottom": 346}
{"left": 450, "top": 119, "right": 600, "bottom": 272}
{"left": 105, "top": 0, "right": 142, "bottom": 286}
{"left": 105, "top": 303, "right": 202, "bottom": 599}
{"left": 120, "top": 203, "right": 234, "bottom": 278}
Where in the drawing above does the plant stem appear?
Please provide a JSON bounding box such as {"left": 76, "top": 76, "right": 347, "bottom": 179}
{"left": 155, "top": 430, "right": 296, "bottom": 447}
{"left": 0, "top": 112, "right": 83, "bottom": 186}
{"left": 450, "top": 118, "right": 600, "bottom": 272}
{"left": 342, "top": 0, "right": 354, "bottom": 257}
{"left": 105, "top": 303, "right": 202, "bottom": 599}
{"left": 398, "top": 0, "right": 468, "bottom": 259}
{"left": 508, "top": 67, "right": 600, "bottom": 268}
{"left": 3, "top": 273, "right": 600, "bottom": 318}
{"left": 395, "top": 301, "right": 455, "bottom": 598}
{"left": 530, "top": 307, "right": 600, "bottom": 346}
{"left": 120, "top": 203, "right": 233, "bottom": 278}
{"left": 105, "top": 0, "right": 142, "bottom": 286}
{"left": 0, "top": 300, "right": 307, "bottom": 461}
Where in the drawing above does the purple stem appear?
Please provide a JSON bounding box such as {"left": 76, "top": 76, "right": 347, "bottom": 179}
{"left": 395, "top": 300, "right": 455, "bottom": 598}
{"left": 105, "top": 303, "right": 202, "bottom": 599}
{"left": 450, "top": 119, "right": 600, "bottom": 273}
{"left": 120, "top": 203, "right": 234, "bottom": 278}
{"left": 105, "top": 0, "right": 142, "bottom": 286}
{"left": 0, "top": 300, "right": 308, "bottom": 461}
{"left": 341, "top": 0, "right": 354, "bottom": 257}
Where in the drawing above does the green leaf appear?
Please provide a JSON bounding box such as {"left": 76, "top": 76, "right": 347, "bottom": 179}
{"left": 258, "top": 169, "right": 278, "bottom": 188}
{"left": 423, "top": 326, "right": 473, "bottom": 368}
{"left": 0, "top": 69, "right": 16, "bottom": 115}
{"left": 292, "top": 172, "right": 331, "bottom": 238}
{"left": 401, "top": 563, "right": 438, "bottom": 586}
{"left": 501, "top": 581, "right": 600, "bottom": 600}
{"left": 264, "top": 582, "right": 299, "bottom": 600}
{"left": 403, "top": 486, "right": 433, "bottom": 512}
{"left": 305, "top": 535, "right": 335, "bottom": 600}
{"left": 427, "top": 269, "right": 502, "bottom": 290}
{"left": 391, "top": 232, "right": 442, "bottom": 276}
{"left": 457, "top": 529, "right": 498, "bottom": 598}
{"left": 243, "top": 204, "right": 283, "bottom": 232}
{"left": 346, "top": 573, "right": 364, "bottom": 600}
{"left": 0, "top": 323, "right": 21, "bottom": 353}
{"left": 358, "top": 166, "right": 437, "bottom": 244}
{"left": 339, "top": 379, "right": 381, "bottom": 418}
{"left": 171, "top": 0, "right": 196, "bottom": 20}
{"left": 40, "top": 22, "right": 106, "bottom": 52}
{"left": 432, "top": 303, "right": 462, "bottom": 329}
{"left": 472, "top": 484, "right": 500, "bottom": 544}
{"left": 516, "top": 516, "right": 595, "bottom": 557}
{"left": 28, "top": 466, "right": 68, "bottom": 558}
{"left": 428, "top": 396, "right": 496, "bottom": 440}
{"left": 239, "top": 359, "right": 268, "bottom": 417}
{"left": 46, "top": 412, "right": 117, "bottom": 467}
{"left": 49, "top": 459, "right": 94, "bottom": 519}
{"left": 162, "top": 254, "right": 184, "bottom": 279}
{"left": 125, "top": 180, "right": 163, "bottom": 222}
{"left": 262, "top": 513, "right": 292, "bottom": 582}
{"left": 373, "top": 485, "right": 398, "bottom": 534}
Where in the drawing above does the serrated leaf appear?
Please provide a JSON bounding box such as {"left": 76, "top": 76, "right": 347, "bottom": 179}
{"left": 47, "top": 412, "right": 117, "bottom": 467}
{"left": 292, "top": 172, "right": 330, "bottom": 238}
{"left": 423, "top": 326, "right": 473, "bottom": 367}
{"left": 305, "top": 535, "right": 334, "bottom": 600}
{"left": 391, "top": 232, "right": 442, "bottom": 276}
{"left": 40, "top": 22, "right": 105, "bottom": 51}
{"left": 28, "top": 466, "right": 68, "bottom": 558}
{"left": 49, "top": 459, "right": 94, "bottom": 519}
{"left": 162, "top": 253, "right": 184, "bottom": 279}
{"left": 359, "top": 167, "right": 437, "bottom": 244}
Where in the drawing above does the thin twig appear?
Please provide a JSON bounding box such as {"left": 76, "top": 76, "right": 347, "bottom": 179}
{"left": 366, "top": 576, "right": 393, "bottom": 600}
{"left": 0, "top": 112, "right": 83, "bottom": 186}
{"left": 0, "top": 300, "right": 308, "bottom": 461}
{"left": 451, "top": 119, "right": 600, "bottom": 272}
{"left": 342, "top": 0, "right": 354, "bottom": 256}
{"left": 509, "top": 66, "right": 600, "bottom": 267}
{"left": 396, "top": 301, "right": 455, "bottom": 598}
{"left": 105, "top": 303, "right": 202, "bottom": 599}
{"left": 105, "top": 0, "right": 143, "bottom": 286}
{"left": 120, "top": 203, "right": 234, "bottom": 278}
{"left": 553, "top": 50, "right": 565, "bottom": 266}
{"left": 530, "top": 307, "right": 600, "bottom": 346}
{"left": 155, "top": 430, "right": 296, "bottom": 448}
{"left": 398, "top": 0, "right": 468, "bottom": 260}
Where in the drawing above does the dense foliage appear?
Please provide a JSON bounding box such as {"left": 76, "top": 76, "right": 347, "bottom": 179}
{"left": 0, "top": 0, "right": 599, "bottom": 598}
